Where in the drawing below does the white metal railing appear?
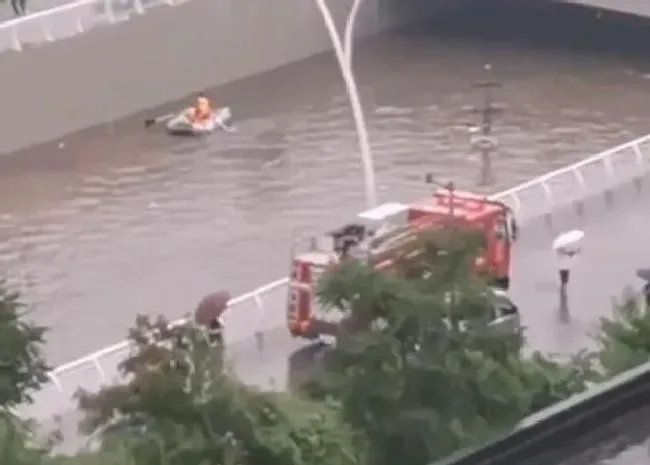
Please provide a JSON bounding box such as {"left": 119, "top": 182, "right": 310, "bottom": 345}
{"left": 0, "top": 0, "right": 179, "bottom": 52}
{"left": 489, "top": 133, "right": 650, "bottom": 215}
{"left": 32, "top": 132, "right": 650, "bottom": 413}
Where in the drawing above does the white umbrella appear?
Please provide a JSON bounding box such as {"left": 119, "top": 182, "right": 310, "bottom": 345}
{"left": 552, "top": 229, "right": 584, "bottom": 255}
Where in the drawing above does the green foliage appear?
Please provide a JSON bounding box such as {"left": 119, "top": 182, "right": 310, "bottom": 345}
{"left": 0, "top": 281, "right": 50, "bottom": 409}
{"left": 0, "top": 413, "right": 50, "bottom": 465}
{"left": 75, "top": 314, "right": 224, "bottom": 436}
{"left": 597, "top": 291, "right": 650, "bottom": 376}
{"left": 46, "top": 447, "right": 137, "bottom": 465}
{"left": 315, "top": 229, "right": 596, "bottom": 465}
{"left": 0, "top": 408, "right": 144, "bottom": 465}
{"left": 75, "top": 314, "right": 358, "bottom": 465}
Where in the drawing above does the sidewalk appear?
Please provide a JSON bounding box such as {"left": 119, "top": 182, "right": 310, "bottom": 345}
{"left": 0, "top": 0, "right": 169, "bottom": 52}
{"left": 0, "top": 0, "right": 73, "bottom": 21}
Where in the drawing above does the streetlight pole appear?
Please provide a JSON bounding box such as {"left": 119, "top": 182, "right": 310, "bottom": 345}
{"left": 343, "top": 0, "right": 364, "bottom": 70}
{"left": 313, "top": 0, "right": 378, "bottom": 208}
{"left": 464, "top": 65, "right": 504, "bottom": 186}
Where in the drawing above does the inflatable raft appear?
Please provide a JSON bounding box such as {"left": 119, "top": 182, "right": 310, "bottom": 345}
{"left": 166, "top": 107, "right": 232, "bottom": 137}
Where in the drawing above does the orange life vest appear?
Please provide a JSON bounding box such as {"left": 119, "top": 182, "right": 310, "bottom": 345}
{"left": 192, "top": 97, "right": 212, "bottom": 122}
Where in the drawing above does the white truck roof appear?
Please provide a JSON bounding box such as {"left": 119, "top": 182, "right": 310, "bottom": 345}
{"left": 357, "top": 202, "right": 409, "bottom": 221}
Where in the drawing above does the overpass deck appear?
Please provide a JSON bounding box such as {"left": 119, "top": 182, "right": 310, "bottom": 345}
{"left": 0, "top": 0, "right": 168, "bottom": 53}
{"left": 521, "top": 402, "right": 650, "bottom": 465}
{"left": 17, "top": 133, "right": 650, "bottom": 450}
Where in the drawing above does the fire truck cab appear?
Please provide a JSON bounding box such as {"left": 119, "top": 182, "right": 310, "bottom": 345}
{"left": 287, "top": 188, "right": 518, "bottom": 340}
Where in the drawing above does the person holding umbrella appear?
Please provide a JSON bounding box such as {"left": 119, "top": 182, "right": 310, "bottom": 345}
{"left": 194, "top": 290, "right": 230, "bottom": 346}
{"left": 9, "top": 0, "right": 26, "bottom": 16}
{"left": 552, "top": 229, "right": 584, "bottom": 295}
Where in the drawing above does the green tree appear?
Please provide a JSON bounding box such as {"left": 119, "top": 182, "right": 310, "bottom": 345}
{"left": 0, "top": 281, "right": 128, "bottom": 465}
{"left": 0, "top": 413, "right": 50, "bottom": 465}
{"left": 597, "top": 290, "right": 650, "bottom": 376}
{"left": 314, "top": 229, "right": 596, "bottom": 465}
{"left": 0, "top": 280, "right": 50, "bottom": 409}
{"left": 75, "top": 314, "right": 361, "bottom": 465}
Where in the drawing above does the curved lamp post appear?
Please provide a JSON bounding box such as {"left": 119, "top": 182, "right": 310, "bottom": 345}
{"left": 313, "top": 0, "right": 377, "bottom": 208}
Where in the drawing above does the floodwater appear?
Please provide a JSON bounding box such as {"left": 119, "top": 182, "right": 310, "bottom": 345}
{"left": 2, "top": 1, "right": 650, "bottom": 368}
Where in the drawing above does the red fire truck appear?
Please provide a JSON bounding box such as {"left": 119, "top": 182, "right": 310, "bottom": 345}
{"left": 286, "top": 187, "right": 518, "bottom": 340}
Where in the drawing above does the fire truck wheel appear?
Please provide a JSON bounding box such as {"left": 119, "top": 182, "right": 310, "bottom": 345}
{"left": 287, "top": 342, "right": 329, "bottom": 393}
{"left": 493, "top": 276, "right": 510, "bottom": 290}
{"left": 301, "top": 331, "right": 321, "bottom": 340}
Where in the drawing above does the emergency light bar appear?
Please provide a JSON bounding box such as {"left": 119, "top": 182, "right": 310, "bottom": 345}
{"left": 435, "top": 191, "right": 487, "bottom": 211}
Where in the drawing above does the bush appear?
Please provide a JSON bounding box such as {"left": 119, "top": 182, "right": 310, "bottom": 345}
{"left": 598, "top": 291, "right": 650, "bottom": 376}
{"left": 75, "top": 315, "right": 360, "bottom": 465}
{"left": 0, "top": 281, "right": 50, "bottom": 409}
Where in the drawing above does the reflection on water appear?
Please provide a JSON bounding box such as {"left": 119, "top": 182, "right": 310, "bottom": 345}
{"left": 2, "top": 2, "right": 650, "bottom": 368}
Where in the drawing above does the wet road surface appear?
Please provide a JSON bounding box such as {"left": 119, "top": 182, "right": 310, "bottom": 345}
{"left": 2, "top": 3, "right": 650, "bottom": 368}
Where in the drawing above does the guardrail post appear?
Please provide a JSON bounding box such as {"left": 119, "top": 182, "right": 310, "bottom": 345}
{"left": 92, "top": 357, "right": 106, "bottom": 382}
{"left": 602, "top": 152, "right": 614, "bottom": 176}
{"left": 104, "top": 0, "right": 115, "bottom": 22}
{"left": 41, "top": 18, "right": 53, "bottom": 42}
{"left": 632, "top": 141, "right": 645, "bottom": 166}
{"left": 541, "top": 180, "right": 553, "bottom": 207}
{"left": 10, "top": 28, "right": 21, "bottom": 51}
{"left": 571, "top": 167, "right": 586, "bottom": 188}
{"left": 48, "top": 373, "right": 64, "bottom": 392}
{"left": 253, "top": 294, "right": 265, "bottom": 354}
{"left": 508, "top": 193, "right": 520, "bottom": 213}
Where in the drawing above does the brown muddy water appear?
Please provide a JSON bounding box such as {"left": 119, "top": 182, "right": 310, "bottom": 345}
{"left": 2, "top": 1, "right": 650, "bottom": 368}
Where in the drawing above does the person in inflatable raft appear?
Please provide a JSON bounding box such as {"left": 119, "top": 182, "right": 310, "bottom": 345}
{"left": 185, "top": 93, "right": 214, "bottom": 125}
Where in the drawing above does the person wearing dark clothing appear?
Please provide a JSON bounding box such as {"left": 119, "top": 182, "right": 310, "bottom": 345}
{"left": 194, "top": 290, "right": 230, "bottom": 346}
{"left": 10, "top": 0, "right": 26, "bottom": 16}
{"left": 556, "top": 250, "right": 573, "bottom": 293}
{"left": 207, "top": 317, "right": 224, "bottom": 345}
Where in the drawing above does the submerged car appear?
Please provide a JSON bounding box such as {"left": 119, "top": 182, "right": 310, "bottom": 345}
{"left": 441, "top": 287, "right": 520, "bottom": 336}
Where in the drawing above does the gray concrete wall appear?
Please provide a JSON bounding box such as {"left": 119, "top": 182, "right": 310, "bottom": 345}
{"left": 434, "top": 358, "right": 650, "bottom": 465}
{"left": 0, "top": 0, "right": 446, "bottom": 155}
{"left": 562, "top": 0, "right": 650, "bottom": 17}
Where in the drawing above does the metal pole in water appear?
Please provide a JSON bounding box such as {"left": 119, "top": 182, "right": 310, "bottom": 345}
{"left": 313, "top": 0, "right": 378, "bottom": 208}
{"left": 465, "top": 64, "right": 505, "bottom": 186}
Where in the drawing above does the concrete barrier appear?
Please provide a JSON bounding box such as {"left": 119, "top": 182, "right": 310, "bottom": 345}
{"left": 0, "top": 0, "right": 455, "bottom": 155}
{"left": 562, "top": 0, "right": 650, "bottom": 18}
{"left": 433, "top": 359, "right": 650, "bottom": 465}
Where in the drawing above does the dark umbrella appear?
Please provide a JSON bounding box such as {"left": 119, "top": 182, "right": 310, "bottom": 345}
{"left": 194, "top": 290, "right": 231, "bottom": 326}
{"left": 636, "top": 268, "right": 650, "bottom": 282}
{"left": 195, "top": 290, "right": 230, "bottom": 345}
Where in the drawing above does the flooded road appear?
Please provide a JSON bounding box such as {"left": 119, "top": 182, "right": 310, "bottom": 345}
{"left": 2, "top": 2, "right": 650, "bottom": 366}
